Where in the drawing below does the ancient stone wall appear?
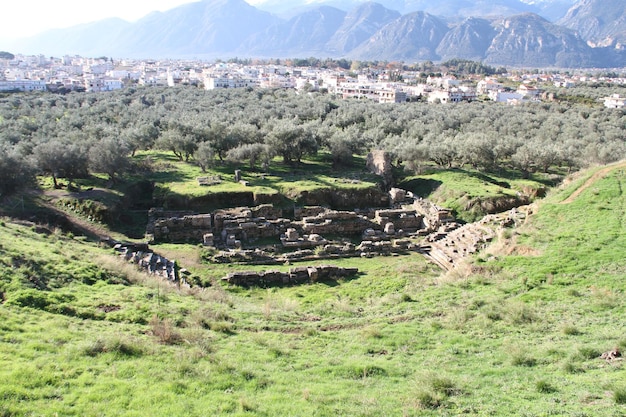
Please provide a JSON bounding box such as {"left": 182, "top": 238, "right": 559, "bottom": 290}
{"left": 301, "top": 210, "right": 376, "bottom": 235}
{"left": 374, "top": 208, "right": 424, "bottom": 231}
{"left": 366, "top": 150, "right": 394, "bottom": 189}
{"left": 294, "top": 206, "right": 327, "bottom": 220}
{"left": 413, "top": 198, "right": 455, "bottom": 228}
{"left": 291, "top": 187, "right": 389, "bottom": 209}
{"left": 101, "top": 238, "right": 188, "bottom": 286}
{"left": 222, "top": 265, "right": 359, "bottom": 287}
{"left": 152, "top": 214, "right": 213, "bottom": 242}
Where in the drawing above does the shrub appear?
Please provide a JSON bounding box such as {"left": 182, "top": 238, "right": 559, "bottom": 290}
{"left": 536, "top": 379, "right": 557, "bottom": 393}
{"left": 149, "top": 315, "right": 182, "bottom": 345}
{"left": 562, "top": 361, "right": 585, "bottom": 374}
{"left": 575, "top": 347, "right": 601, "bottom": 361}
{"left": 412, "top": 373, "right": 460, "bottom": 409}
{"left": 82, "top": 337, "right": 143, "bottom": 357}
{"left": 562, "top": 325, "right": 581, "bottom": 336}
{"left": 510, "top": 349, "right": 537, "bottom": 367}
{"left": 614, "top": 387, "right": 626, "bottom": 404}
{"left": 415, "top": 390, "right": 443, "bottom": 409}
{"left": 362, "top": 326, "right": 383, "bottom": 339}
{"left": 505, "top": 301, "right": 536, "bottom": 325}
{"left": 6, "top": 289, "right": 50, "bottom": 309}
{"left": 209, "top": 321, "right": 235, "bottom": 334}
{"left": 401, "top": 293, "right": 414, "bottom": 302}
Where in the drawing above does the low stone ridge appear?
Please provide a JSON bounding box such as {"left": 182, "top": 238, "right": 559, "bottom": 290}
{"left": 101, "top": 238, "right": 188, "bottom": 287}
{"left": 222, "top": 265, "right": 359, "bottom": 287}
{"left": 421, "top": 205, "right": 534, "bottom": 270}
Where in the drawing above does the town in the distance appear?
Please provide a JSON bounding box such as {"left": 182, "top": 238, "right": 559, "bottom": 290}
{"left": 1, "top": 53, "right": 624, "bottom": 109}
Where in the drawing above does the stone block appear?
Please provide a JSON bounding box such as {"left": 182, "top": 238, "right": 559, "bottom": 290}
{"left": 285, "top": 228, "right": 300, "bottom": 242}
{"left": 389, "top": 188, "right": 406, "bottom": 204}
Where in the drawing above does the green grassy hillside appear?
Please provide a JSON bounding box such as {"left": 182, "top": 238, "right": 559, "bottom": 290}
{"left": 1, "top": 164, "right": 625, "bottom": 416}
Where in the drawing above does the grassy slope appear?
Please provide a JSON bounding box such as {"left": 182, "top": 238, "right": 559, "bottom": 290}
{"left": 400, "top": 168, "right": 551, "bottom": 222}
{"left": 135, "top": 151, "right": 379, "bottom": 198}
{"left": 1, "top": 165, "right": 626, "bottom": 416}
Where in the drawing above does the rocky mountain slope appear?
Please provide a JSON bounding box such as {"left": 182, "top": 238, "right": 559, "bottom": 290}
{"left": 6, "top": 0, "right": 623, "bottom": 67}
{"left": 558, "top": 0, "right": 626, "bottom": 48}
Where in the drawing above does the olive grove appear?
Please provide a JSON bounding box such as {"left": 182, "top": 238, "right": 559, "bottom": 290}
{"left": 0, "top": 86, "right": 624, "bottom": 194}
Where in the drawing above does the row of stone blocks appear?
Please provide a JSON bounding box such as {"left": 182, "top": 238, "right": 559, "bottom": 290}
{"left": 222, "top": 265, "right": 359, "bottom": 287}
{"left": 101, "top": 238, "right": 187, "bottom": 286}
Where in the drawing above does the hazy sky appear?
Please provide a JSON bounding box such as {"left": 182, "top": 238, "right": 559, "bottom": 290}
{"left": 1, "top": 0, "right": 266, "bottom": 41}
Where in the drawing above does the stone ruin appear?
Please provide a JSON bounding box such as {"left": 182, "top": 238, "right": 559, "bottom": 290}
{"left": 222, "top": 265, "right": 359, "bottom": 287}
{"left": 366, "top": 150, "right": 394, "bottom": 190}
{"left": 145, "top": 188, "right": 466, "bottom": 266}
{"left": 421, "top": 205, "right": 534, "bottom": 270}
{"left": 101, "top": 238, "right": 189, "bottom": 287}
{"left": 144, "top": 188, "right": 534, "bottom": 271}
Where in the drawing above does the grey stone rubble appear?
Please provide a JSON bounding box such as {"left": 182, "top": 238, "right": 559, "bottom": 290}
{"left": 101, "top": 238, "right": 189, "bottom": 287}
{"left": 145, "top": 188, "right": 529, "bottom": 270}
{"left": 421, "top": 205, "right": 535, "bottom": 271}
{"left": 223, "top": 265, "right": 359, "bottom": 287}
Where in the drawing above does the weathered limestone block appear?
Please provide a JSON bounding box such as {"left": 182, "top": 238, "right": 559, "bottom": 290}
{"left": 307, "top": 267, "right": 319, "bottom": 282}
{"left": 285, "top": 228, "right": 300, "bottom": 242}
{"left": 363, "top": 228, "right": 377, "bottom": 238}
{"left": 384, "top": 222, "right": 395, "bottom": 235}
{"left": 389, "top": 188, "right": 407, "bottom": 204}
{"left": 308, "top": 234, "right": 324, "bottom": 243}
{"left": 203, "top": 233, "right": 214, "bottom": 247}
{"left": 366, "top": 150, "right": 393, "bottom": 188}
{"left": 294, "top": 206, "right": 327, "bottom": 220}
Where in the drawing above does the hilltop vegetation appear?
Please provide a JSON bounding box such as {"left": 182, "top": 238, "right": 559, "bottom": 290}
{"left": 1, "top": 86, "right": 624, "bottom": 212}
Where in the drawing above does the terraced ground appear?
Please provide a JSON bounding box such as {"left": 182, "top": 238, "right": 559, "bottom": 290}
{"left": 0, "top": 163, "right": 625, "bottom": 416}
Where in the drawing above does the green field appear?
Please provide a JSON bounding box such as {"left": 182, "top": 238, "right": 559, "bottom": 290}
{"left": 1, "top": 162, "right": 625, "bottom": 416}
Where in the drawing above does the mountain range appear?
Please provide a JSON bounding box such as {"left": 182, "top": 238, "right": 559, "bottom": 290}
{"left": 5, "top": 0, "right": 625, "bottom": 68}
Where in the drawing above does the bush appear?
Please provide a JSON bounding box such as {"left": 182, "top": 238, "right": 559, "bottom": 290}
{"left": 511, "top": 351, "right": 537, "bottom": 367}
{"left": 415, "top": 390, "right": 444, "bottom": 409}
{"left": 614, "top": 387, "right": 626, "bottom": 404}
{"left": 536, "top": 379, "right": 557, "bottom": 393}
{"left": 562, "top": 325, "right": 581, "bottom": 336}
{"left": 575, "top": 347, "right": 601, "bottom": 361}
{"left": 6, "top": 289, "right": 50, "bottom": 309}
{"left": 149, "top": 315, "right": 182, "bottom": 345}
{"left": 562, "top": 361, "right": 585, "bottom": 374}
{"left": 82, "top": 337, "right": 143, "bottom": 357}
{"left": 413, "top": 373, "right": 460, "bottom": 409}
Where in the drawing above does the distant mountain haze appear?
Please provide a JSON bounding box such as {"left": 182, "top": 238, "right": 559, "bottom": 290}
{"left": 558, "top": 0, "right": 626, "bottom": 48}
{"left": 5, "top": 0, "right": 624, "bottom": 68}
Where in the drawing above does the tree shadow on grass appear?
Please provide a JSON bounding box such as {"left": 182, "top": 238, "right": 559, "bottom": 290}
{"left": 398, "top": 178, "right": 443, "bottom": 198}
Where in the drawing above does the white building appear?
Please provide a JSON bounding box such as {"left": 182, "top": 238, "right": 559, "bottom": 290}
{"left": 488, "top": 91, "right": 525, "bottom": 103}
{"left": 603, "top": 94, "right": 625, "bottom": 109}
{"left": 477, "top": 79, "right": 503, "bottom": 95}
{"left": 379, "top": 89, "right": 407, "bottom": 104}
{"left": 204, "top": 76, "right": 259, "bottom": 90}
{"left": 0, "top": 79, "right": 46, "bottom": 92}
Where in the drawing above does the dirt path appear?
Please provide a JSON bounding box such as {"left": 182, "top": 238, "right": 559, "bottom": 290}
{"left": 560, "top": 161, "right": 626, "bottom": 204}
